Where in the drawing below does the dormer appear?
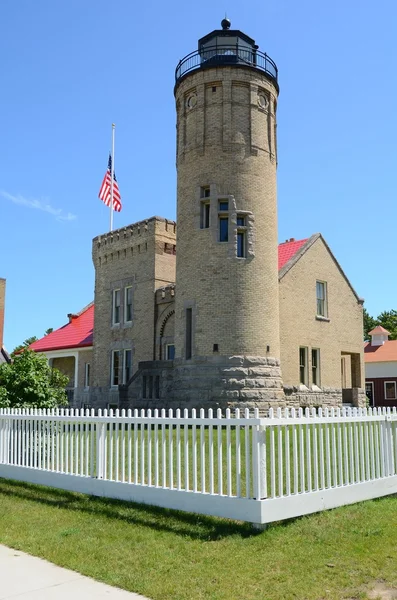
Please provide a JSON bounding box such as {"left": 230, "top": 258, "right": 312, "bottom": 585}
{"left": 369, "top": 325, "right": 390, "bottom": 346}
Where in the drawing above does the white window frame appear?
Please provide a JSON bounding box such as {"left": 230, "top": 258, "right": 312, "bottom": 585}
{"left": 84, "top": 362, "right": 90, "bottom": 389}
{"left": 124, "top": 286, "right": 133, "bottom": 323}
{"left": 311, "top": 348, "right": 321, "bottom": 386}
{"left": 112, "top": 289, "right": 121, "bottom": 325}
{"left": 316, "top": 281, "right": 328, "bottom": 317}
{"left": 123, "top": 349, "right": 132, "bottom": 384}
{"left": 299, "top": 347, "right": 308, "bottom": 386}
{"left": 384, "top": 381, "right": 397, "bottom": 400}
{"left": 111, "top": 350, "right": 120, "bottom": 387}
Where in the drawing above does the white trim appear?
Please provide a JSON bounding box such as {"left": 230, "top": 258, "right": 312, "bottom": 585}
{"left": 384, "top": 380, "right": 397, "bottom": 400}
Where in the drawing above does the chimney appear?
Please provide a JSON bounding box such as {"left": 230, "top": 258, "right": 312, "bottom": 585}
{"left": 0, "top": 278, "right": 5, "bottom": 350}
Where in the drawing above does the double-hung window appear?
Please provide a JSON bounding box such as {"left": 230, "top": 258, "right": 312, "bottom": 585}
{"left": 123, "top": 349, "right": 132, "bottom": 383}
{"left": 385, "top": 381, "right": 397, "bottom": 400}
{"left": 112, "top": 289, "right": 121, "bottom": 325}
{"left": 316, "top": 281, "right": 327, "bottom": 317}
{"left": 299, "top": 347, "right": 308, "bottom": 386}
{"left": 311, "top": 348, "right": 320, "bottom": 386}
{"left": 125, "top": 286, "right": 133, "bottom": 323}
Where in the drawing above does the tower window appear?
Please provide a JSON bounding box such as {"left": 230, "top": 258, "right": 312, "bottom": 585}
{"left": 237, "top": 215, "right": 245, "bottom": 227}
{"left": 219, "top": 217, "right": 228, "bottom": 242}
{"left": 237, "top": 231, "right": 245, "bottom": 257}
{"left": 200, "top": 201, "right": 210, "bottom": 228}
{"left": 185, "top": 308, "right": 193, "bottom": 360}
{"left": 200, "top": 186, "right": 210, "bottom": 198}
{"left": 219, "top": 200, "right": 229, "bottom": 211}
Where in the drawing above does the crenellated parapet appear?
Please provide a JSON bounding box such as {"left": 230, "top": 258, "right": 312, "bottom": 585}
{"left": 92, "top": 216, "right": 176, "bottom": 268}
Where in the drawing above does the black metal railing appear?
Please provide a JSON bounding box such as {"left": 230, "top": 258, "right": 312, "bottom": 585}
{"left": 175, "top": 45, "right": 278, "bottom": 84}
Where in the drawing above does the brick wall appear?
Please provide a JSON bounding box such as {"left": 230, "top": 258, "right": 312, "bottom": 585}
{"left": 174, "top": 66, "right": 280, "bottom": 362}
{"left": 91, "top": 217, "right": 176, "bottom": 389}
{"left": 279, "top": 236, "right": 365, "bottom": 403}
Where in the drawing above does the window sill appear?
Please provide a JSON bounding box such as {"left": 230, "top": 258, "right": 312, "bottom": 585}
{"left": 316, "top": 315, "right": 330, "bottom": 322}
{"left": 298, "top": 384, "right": 309, "bottom": 391}
{"left": 311, "top": 385, "right": 322, "bottom": 392}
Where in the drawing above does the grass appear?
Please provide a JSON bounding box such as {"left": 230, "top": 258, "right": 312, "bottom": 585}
{"left": 0, "top": 479, "right": 397, "bottom": 599}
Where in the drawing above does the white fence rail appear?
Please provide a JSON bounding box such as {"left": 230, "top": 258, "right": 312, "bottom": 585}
{"left": 1, "top": 406, "right": 397, "bottom": 525}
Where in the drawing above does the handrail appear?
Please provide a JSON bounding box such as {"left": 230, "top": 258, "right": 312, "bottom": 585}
{"left": 175, "top": 45, "right": 278, "bottom": 85}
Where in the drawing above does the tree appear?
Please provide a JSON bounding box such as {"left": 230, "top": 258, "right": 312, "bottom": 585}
{"left": 363, "top": 308, "right": 377, "bottom": 341}
{"left": 0, "top": 349, "right": 68, "bottom": 409}
{"left": 44, "top": 328, "right": 53, "bottom": 335}
{"left": 12, "top": 336, "right": 38, "bottom": 356}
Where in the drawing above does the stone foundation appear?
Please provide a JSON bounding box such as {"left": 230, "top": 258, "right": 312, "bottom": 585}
{"left": 283, "top": 385, "right": 367, "bottom": 409}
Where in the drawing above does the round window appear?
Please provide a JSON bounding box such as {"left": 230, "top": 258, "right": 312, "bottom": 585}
{"left": 258, "top": 94, "right": 269, "bottom": 109}
{"left": 186, "top": 94, "right": 197, "bottom": 109}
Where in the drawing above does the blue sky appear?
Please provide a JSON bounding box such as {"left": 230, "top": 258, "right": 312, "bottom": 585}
{"left": 1, "top": 0, "right": 396, "bottom": 351}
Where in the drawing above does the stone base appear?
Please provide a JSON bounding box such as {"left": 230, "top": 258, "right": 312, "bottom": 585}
{"left": 284, "top": 386, "right": 367, "bottom": 409}
{"left": 122, "top": 355, "right": 285, "bottom": 413}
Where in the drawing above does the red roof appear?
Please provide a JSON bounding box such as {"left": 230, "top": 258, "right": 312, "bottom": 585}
{"left": 364, "top": 340, "right": 397, "bottom": 363}
{"left": 30, "top": 239, "right": 307, "bottom": 354}
{"left": 368, "top": 325, "right": 390, "bottom": 336}
{"left": 278, "top": 238, "right": 308, "bottom": 270}
{"left": 30, "top": 303, "right": 94, "bottom": 353}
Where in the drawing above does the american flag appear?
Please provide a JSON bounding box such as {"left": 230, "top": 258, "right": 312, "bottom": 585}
{"left": 98, "top": 154, "right": 122, "bottom": 212}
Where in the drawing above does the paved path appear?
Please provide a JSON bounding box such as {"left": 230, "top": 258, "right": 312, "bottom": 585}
{"left": 0, "top": 545, "right": 149, "bottom": 599}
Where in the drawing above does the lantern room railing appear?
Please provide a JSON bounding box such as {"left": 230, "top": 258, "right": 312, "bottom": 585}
{"left": 175, "top": 45, "right": 278, "bottom": 85}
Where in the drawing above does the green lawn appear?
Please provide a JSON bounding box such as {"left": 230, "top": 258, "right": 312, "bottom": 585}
{"left": 0, "top": 478, "right": 396, "bottom": 599}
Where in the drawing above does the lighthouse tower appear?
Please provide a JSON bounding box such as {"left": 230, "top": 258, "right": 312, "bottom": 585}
{"left": 173, "top": 20, "right": 285, "bottom": 409}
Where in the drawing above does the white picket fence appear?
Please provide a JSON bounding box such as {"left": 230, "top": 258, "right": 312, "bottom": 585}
{"left": 1, "top": 406, "right": 397, "bottom": 525}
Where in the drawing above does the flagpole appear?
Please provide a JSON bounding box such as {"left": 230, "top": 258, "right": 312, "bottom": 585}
{"left": 110, "top": 123, "right": 115, "bottom": 232}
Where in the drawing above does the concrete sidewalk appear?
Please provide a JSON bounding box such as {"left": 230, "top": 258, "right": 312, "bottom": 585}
{"left": 0, "top": 545, "right": 149, "bottom": 599}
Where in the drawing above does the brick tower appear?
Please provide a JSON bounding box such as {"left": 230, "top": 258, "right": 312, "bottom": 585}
{"left": 173, "top": 19, "right": 285, "bottom": 409}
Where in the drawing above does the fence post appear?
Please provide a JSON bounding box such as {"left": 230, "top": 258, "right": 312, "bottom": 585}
{"left": 259, "top": 423, "right": 267, "bottom": 499}
{"left": 96, "top": 412, "right": 105, "bottom": 480}
{"left": 253, "top": 415, "right": 267, "bottom": 500}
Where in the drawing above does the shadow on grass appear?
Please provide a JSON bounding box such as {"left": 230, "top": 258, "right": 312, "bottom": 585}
{"left": 0, "top": 478, "right": 263, "bottom": 542}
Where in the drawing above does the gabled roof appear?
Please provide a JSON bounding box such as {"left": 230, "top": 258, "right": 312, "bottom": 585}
{"left": 278, "top": 238, "right": 308, "bottom": 270}
{"left": 364, "top": 340, "right": 397, "bottom": 363}
{"left": 368, "top": 325, "right": 390, "bottom": 336}
{"left": 278, "top": 233, "right": 363, "bottom": 303}
{"left": 30, "top": 303, "right": 94, "bottom": 353}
